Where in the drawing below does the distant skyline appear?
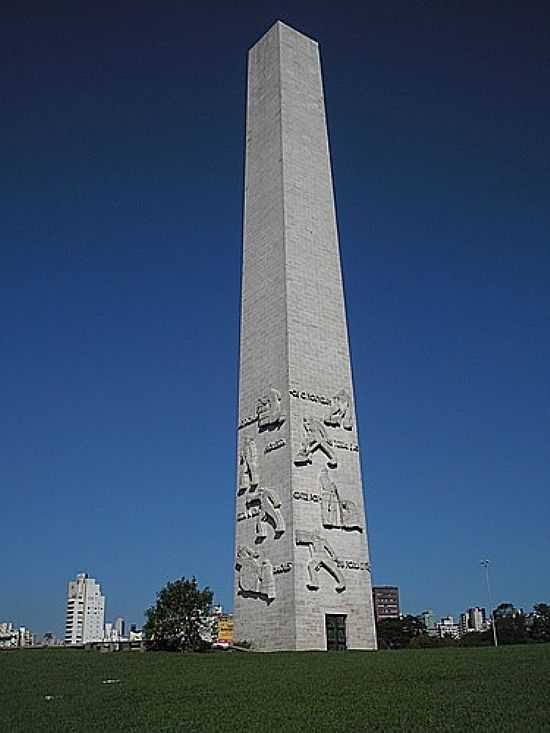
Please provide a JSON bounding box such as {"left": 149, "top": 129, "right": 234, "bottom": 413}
{"left": 2, "top": 2, "right": 549, "bottom": 636}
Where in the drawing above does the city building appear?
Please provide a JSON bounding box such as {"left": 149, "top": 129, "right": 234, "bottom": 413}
{"left": 1, "top": 622, "right": 15, "bottom": 648}
{"left": 209, "top": 604, "right": 233, "bottom": 648}
{"left": 469, "top": 607, "right": 486, "bottom": 630}
{"left": 64, "top": 573, "right": 105, "bottom": 644}
{"left": 458, "top": 608, "right": 488, "bottom": 637}
{"left": 0, "top": 622, "right": 17, "bottom": 648}
{"left": 216, "top": 616, "right": 234, "bottom": 647}
{"left": 233, "top": 20, "right": 377, "bottom": 652}
{"left": 372, "top": 587, "right": 401, "bottom": 623}
{"left": 418, "top": 609, "right": 437, "bottom": 635}
{"left": 103, "top": 616, "right": 127, "bottom": 642}
{"left": 128, "top": 624, "right": 143, "bottom": 642}
{"left": 0, "top": 622, "right": 34, "bottom": 648}
{"left": 436, "top": 616, "right": 459, "bottom": 639}
{"left": 114, "top": 616, "right": 125, "bottom": 638}
{"left": 18, "top": 627, "right": 34, "bottom": 647}
{"left": 458, "top": 606, "right": 487, "bottom": 635}
{"left": 41, "top": 632, "right": 63, "bottom": 647}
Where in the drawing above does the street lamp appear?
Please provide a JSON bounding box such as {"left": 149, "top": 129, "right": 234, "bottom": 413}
{"left": 481, "top": 560, "right": 498, "bottom": 647}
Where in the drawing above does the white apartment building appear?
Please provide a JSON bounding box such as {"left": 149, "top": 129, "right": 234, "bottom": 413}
{"left": 64, "top": 573, "right": 105, "bottom": 644}
{"left": 437, "top": 616, "right": 460, "bottom": 639}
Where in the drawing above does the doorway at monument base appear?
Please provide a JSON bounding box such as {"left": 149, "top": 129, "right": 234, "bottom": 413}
{"left": 233, "top": 594, "right": 377, "bottom": 652}
{"left": 326, "top": 614, "right": 347, "bottom": 651}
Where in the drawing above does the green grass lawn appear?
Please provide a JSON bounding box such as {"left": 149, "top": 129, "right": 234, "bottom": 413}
{"left": 1, "top": 645, "right": 549, "bottom": 732}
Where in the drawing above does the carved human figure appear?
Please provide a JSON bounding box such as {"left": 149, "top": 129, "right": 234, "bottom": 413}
{"left": 247, "top": 487, "right": 285, "bottom": 540}
{"left": 320, "top": 468, "right": 340, "bottom": 528}
{"left": 236, "top": 546, "right": 261, "bottom": 594}
{"left": 324, "top": 389, "right": 353, "bottom": 431}
{"left": 295, "top": 530, "right": 346, "bottom": 592}
{"left": 238, "top": 437, "right": 259, "bottom": 493}
{"left": 235, "top": 546, "right": 276, "bottom": 601}
{"left": 294, "top": 416, "right": 337, "bottom": 468}
{"left": 257, "top": 387, "right": 285, "bottom": 430}
{"left": 319, "top": 468, "right": 362, "bottom": 531}
{"left": 259, "top": 558, "right": 276, "bottom": 600}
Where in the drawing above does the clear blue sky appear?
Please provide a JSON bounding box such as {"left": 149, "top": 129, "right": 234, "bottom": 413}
{"left": 2, "top": 2, "right": 549, "bottom": 637}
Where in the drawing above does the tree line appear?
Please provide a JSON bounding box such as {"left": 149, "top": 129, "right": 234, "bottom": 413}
{"left": 377, "top": 603, "right": 550, "bottom": 650}
{"left": 142, "top": 577, "right": 550, "bottom": 652}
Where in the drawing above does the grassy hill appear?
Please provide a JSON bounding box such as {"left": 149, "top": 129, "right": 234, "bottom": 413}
{"left": 2, "top": 644, "right": 549, "bottom": 731}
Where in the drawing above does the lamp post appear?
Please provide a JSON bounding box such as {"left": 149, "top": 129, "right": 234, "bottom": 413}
{"left": 481, "top": 560, "right": 498, "bottom": 647}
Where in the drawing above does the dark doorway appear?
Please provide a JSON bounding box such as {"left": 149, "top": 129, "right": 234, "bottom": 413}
{"left": 326, "top": 614, "right": 347, "bottom": 650}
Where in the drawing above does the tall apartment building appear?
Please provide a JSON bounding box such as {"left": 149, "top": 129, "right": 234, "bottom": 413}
{"left": 419, "top": 609, "right": 437, "bottom": 635}
{"left": 459, "top": 606, "right": 487, "bottom": 635}
{"left": 64, "top": 573, "right": 105, "bottom": 644}
{"left": 372, "top": 586, "right": 400, "bottom": 623}
{"left": 114, "top": 616, "right": 125, "bottom": 638}
{"left": 469, "top": 607, "right": 486, "bottom": 630}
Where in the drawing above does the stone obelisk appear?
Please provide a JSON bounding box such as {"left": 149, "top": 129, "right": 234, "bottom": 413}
{"left": 234, "top": 21, "right": 377, "bottom": 651}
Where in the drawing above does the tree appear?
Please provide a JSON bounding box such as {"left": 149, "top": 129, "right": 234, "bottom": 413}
{"left": 144, "top": 576, "right": 213, "bottom": 652}
{"left": 493, "top": 603, "right": 529, "bottom": 645}
{"left": 457, "top": 630, "right": 492, "bottom": 647}
{"left": 376, "top": 615, "right": 426, "bottom": 649}
{"left": 530, "top": 603, "right": 550, "bottom": 643}
{"left": 494, "top": 603, "right": 516, "bottom": 619}
{"left": 409, "top": 633, "right": 455, "bottom": 649}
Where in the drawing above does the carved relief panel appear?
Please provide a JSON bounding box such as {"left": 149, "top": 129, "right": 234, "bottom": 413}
{"left": 246, "top": 487, "right": 286, "bottom": 541}
{"left": 294, "top": 416, "right": 338, "bottom": 468}
{"left": 256, "top": 387, "right": 286, "bottom": 431}
{"left": 319, "top": 469, "right": 362, "bottom": 531}
{"left": 295, "top": 530, "right": 346, "bottom": 592}
{"left": 238, "top": 437, "right": 259, "bottom": 493}
{"left": 324, "top": 389, "right": 353, "bottom": 431}
{"left": 235, "top": 546, "right": 276, "bottom": 602}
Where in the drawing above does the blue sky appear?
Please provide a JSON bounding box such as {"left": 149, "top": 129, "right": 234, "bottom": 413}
{"left": 2, "top": 2, "right": 549, "bottom": 636}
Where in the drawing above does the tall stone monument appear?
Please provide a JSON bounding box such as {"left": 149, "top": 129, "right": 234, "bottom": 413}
{"left": 234, "top": 21, "right": 377, "bottom": 651}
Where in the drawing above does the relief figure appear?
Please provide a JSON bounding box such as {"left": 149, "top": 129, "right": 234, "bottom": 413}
{"left": 324, "top": 389, "right": 353, "bottom": 431}
{"left": 257, "top": 387, "right": 286, "bottom": 430}
{"left": 294, "top": 416, "right": 337, "bottom": 468}
{"left": 295, "top": 530, "right": 346, "bottom": 592}
{"left": 247, "top": 487, "right": 285, "bottom": 541}
{"left": 319, "top": 468, "right": 362, "bottom": 531}
{"left": 235, "top": 546, "right": 276, "bottom": 601}
{"left": 320, "top": 469, "right": 340, "bottom": 528}
{"left": 238, "top": 437, "right": 258, "bottom": 493}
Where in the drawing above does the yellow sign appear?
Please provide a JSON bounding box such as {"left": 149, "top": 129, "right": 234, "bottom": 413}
{"left": 217, "top": 616, "right": 234, "bottom": 644}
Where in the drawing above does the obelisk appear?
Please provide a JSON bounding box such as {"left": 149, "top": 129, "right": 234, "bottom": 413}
{"left": 234, "top": 21, "right": 377, "bottom": 651}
